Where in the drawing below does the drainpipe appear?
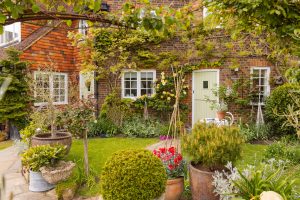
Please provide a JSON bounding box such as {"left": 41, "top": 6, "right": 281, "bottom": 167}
{"left": 94, "top": 71, "right": 99, "bottom": 117}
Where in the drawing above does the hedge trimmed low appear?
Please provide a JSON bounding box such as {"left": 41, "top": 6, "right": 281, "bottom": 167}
{"left": 100, "top": 149, "right": 167, "bottom": 200}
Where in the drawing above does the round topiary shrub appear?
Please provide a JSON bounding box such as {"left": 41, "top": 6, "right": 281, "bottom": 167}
{"left": 265, "top": 83, "right": 300, "bottom": 136}
{"left": 100, "top": 149, "right": 167, "bottom": 200}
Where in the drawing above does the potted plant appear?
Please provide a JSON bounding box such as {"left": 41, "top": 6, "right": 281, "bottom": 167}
{"left": 181, "top": 123, "right": 244, "bottom": 200}
{"left": 31, "top": 107, "right": 73, "bottom": 154}
{"left": 153, "top": 146, "right": 185, "bottom": 200}
{"left": 213, "top": 101, "right": 228, "bottom": 120}
{"left": 205, "top": 85, "right": 236, "bottom": 120}
{"left": 21, "top": 145, "right": 66, "bottom": 192}
{"left": 31, "top": 77, "right": 72, "bottom": 153}
{"left": 0, "top": 131, "right": 6, "bottom": 142}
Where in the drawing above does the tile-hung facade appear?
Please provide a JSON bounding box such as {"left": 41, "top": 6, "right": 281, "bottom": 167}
{"left": 0, "top": 0, "right": 282, "bottom": 127}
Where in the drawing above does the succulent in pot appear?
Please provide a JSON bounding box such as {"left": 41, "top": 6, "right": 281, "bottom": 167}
{"left": 21, "top": 145, "right": 66, "bottom": 192}
{"left": 153, "top": 146, "right": 186, "bottom": 200}
{"left": 181, "top": 123, "right": 244, "bottom": 200}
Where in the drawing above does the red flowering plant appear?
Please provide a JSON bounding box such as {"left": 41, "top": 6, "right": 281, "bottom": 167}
{"left": 153, "top": 146, "right": 186, "bottom": 179}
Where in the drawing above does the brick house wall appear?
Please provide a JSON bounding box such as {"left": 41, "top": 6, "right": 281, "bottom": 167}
{"left": 0, "top": 0, "right": 283, "bottom": 128}
{"left": 20, "top": 22, "right": 79, "bottom": 73}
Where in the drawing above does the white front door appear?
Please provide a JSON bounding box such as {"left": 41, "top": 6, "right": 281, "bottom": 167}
{"left": 192, "top": 70, "right": 219, "bottom": 125}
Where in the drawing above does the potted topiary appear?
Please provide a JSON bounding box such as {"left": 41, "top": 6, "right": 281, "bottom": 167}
{"left": 30, "top": 99, "right": 72, "bottom": 153}
{"left": 100, "top": 149, "right": 167, "bottom": 200}
{"left": 30, "top": 69, "right": 72, "bottom": 153}
{"left": 21, "top": 145, "right": 66, "bottom": 192}
{"left": 153, "top": 146, "right": 185, "bottom": 200}
{"left": 181, "top": 123, "right": 244, "bottom": 200}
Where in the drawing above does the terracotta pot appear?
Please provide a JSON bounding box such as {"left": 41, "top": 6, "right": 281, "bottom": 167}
{"left": 216, "top": 111, "right": 226, "bottom": 120}
{"left": 189, "top": 163, "right": 218, "bottom": 200}
{"left": 0, "top": 135, "right": 6, "bottom": 142}
{"left": 31, "top": 132, "right": 72, "bottom": 154}
{"left": 165, "top": 177, "right": 184, "bottom": 200}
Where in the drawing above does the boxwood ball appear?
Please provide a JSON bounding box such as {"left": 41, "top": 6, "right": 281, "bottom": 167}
{"left": 100, "top": 149, "right": 167, "bottom": 200}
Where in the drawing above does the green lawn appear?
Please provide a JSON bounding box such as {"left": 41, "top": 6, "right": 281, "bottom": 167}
{"left": 63, "top": 138, "right": 159, "bottom": 197}
{"left": 0, "top": 140, "right": 13, "bottom": 150}
{"left": 60, "top": 140, "right": 300, "bottom": 198}
{"left": 236, "top": 143, "right": 300, "bottom": 193}
{"left": 236, "top": 143, "right": 268, "bottom": 169}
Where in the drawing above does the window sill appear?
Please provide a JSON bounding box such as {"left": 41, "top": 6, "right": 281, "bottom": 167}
{"left": 0, "top": 40, "right": 20, "bottom": 48}
{"left": 34, "top": 102, "right": 68, "bottom": 107}
{"left": 122, "top": 96, "right": 137, "bottom": 100}
{"left": 250, "top": 103, "right": 265, "bottom": 106}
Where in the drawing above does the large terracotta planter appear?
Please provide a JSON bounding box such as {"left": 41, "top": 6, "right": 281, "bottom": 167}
{"left": 0, "top": 134, "right": 6, "bottom": 142}
{"left": 31, "top": 132, "right": 72, "bottom": 154}
{"left": 165, "top": 177, "right": 184, "bottom": 200}
{"left": 189, "top": 163, "right": 218, "bottom": 200}
{"left": 216, "top": 111, "right": 226, "bottom": 120}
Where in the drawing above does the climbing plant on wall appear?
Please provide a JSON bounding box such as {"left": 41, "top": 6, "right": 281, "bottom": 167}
{"left": 69, "top": 27, "right": 166, "bottom": 92}
{"left": 203, "top": 0, "right": 300, "bottom": 72}
{"left": 0, "top": 49, "right": 31, "bottom": 135}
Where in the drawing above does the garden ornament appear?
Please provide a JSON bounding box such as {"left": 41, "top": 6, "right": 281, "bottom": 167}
{"left": 260, "top": 191, "right": 284, "bottom": 200}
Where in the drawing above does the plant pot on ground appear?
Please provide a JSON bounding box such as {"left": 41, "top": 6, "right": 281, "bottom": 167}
{"left": 0, "top": 131, "right": 6, "bottom": 142}
{"left": 182, "top": 123, "right": 244, "bottom": 200}
{"left": 40, "top": 160, "right": 75, "bottom": 184}
{"left": 153, "top": 147, "right": 185, "bottom": 200}
{"left": 21, "top": 145, "right": 66, "bottom": 192}
{"left": 31, "top": 132, "right": 72, "bottom": 154}
{"left": 29, "top": 85, "right": 73, "bottom": 153}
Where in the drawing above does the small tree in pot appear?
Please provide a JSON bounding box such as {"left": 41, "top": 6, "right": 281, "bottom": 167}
{"left": 30, "top": 68, "right": 72, "bottom": 153}
{"left": 181, "top": 123, "right": 244, "bottom": 200}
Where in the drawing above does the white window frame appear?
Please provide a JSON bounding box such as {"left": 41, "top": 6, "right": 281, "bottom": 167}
{"left": 78, "top": 20, "right": 88, "bottom": 36}
{"left": 0, "top": 22, "right": 21, "bottom": 47}
{"left": 250, "top": 67, "right": 271, "bottom": 105}
{"left": 121, "top": 69, "right": 156, "bottom": 99}
{"left": 33, "top": 71, "right": 68, "bottom": 106}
